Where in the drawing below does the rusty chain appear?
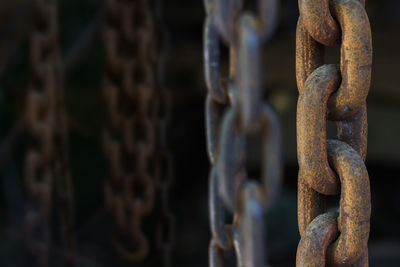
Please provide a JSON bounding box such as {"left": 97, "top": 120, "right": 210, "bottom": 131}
{"left": 24, "top": 0, "right": 75, "bottom": 266}
{"left": 103, "top": 0, "right": 174, "bottom": 264}
{"left": 296, "top": 0, "right": 372, "bottom": 266}
{"left": 204, "top": 0, "right": 281, "bottom": 266}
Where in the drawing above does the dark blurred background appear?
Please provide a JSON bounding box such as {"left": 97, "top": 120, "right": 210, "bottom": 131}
{"left": 0, "top": 0, "right": 399, "bottom": 266}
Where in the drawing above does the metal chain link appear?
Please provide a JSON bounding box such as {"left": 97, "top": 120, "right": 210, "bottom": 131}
{"left": 24, "top": 0, "right": 75, "bottom": 266}
{"left": 204, "top": 0, "right": 282, "bottom": 266}
{"left": 102, "top": 0, "right": 160, "bottom": 263}
{"left": 296, "top": 0, "right": 372, "bottom": 265}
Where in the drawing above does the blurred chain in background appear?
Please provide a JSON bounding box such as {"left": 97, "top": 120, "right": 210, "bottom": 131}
{"left": 102, "top": 0, "right": 174, "bottom": 265}
{"left": 204, "top": 0, "right": 282, "bottom": 266}
{"left": 24, "top": 0, "right": 76, "bottom": 266}
{"left": 296, "top": 0, "right": 372, "bottom": 265}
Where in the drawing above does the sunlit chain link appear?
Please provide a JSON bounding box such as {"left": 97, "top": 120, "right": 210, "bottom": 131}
{"left": 152, "top": 0, "right": 175, "bottom": 266}
{"left": 204, "top": 0, "right": 281, "bottom": 266}
{"left": 24, "top": 0, "right": 76, "bottom": 266}
{"left": 295, "top": 0, "right": 372, "bottom": 266}
{"left": 102, "top": 0, "right": 157, "bottom": 263}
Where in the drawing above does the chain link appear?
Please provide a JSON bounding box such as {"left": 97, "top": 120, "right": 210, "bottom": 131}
{"left": 24, "top": 0, "right": 75, "bottom": 266}
{"left": 103, "top": 0, "right": 174, "bottom": 264}
{"left": 204, "top": 0, "right": 281, "bottom": 266}
{"left": 296, "top": 0, "right": 372, "bottom": 265}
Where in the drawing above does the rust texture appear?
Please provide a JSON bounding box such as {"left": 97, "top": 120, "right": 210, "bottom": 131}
{"left": 296, "top": 0, "right": 372, "bottom": 266}
{"left": 102, "top": 0, "right": 174, "bottom": 265}
{"left": 204, "top": 0, "right": 282, "bottom": 266}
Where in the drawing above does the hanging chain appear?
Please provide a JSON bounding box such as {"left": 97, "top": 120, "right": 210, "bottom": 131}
{"left": 296, "top": 0, "right": 372, "bottom": 266}
{"left": 25, "top": 0, "right": 75, "bottom": 266}
{"left": 103, "top": 0, "right": 159, "bottom": 263}
{"left": 204, "top": 0, "right": 281, "bottom": 266}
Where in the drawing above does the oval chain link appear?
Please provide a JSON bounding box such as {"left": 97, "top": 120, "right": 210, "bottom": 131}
{"left": 296, "top": 0, "right": 372, "bottom": 266}
{"left": 204, "top": 0, "right": 282, "bottom": 266}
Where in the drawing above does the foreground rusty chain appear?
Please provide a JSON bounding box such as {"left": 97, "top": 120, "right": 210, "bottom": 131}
{"left": 103, "top": 0, "right": 174, "bottom": 265}
{"left": 204, "top": 0, "right": 282, "bottom": 266}
{"left": 24, "top": 0, "right": 76, "bottom": 266}
{"left": 296, "top": 0, "right": 372, "bottom": 266}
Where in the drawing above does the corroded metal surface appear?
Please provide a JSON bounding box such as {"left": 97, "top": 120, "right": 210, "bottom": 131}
{"left": 296, "top": 0, "right": 372, "bottom": 265}
{"left": 297, "top": 64, "right": 342, "bottom": 195}
{"left": 297, "top": 0, "right": 372, "bottom": 121}
{"left": 204, "top": 0, "right": 282, "bottom": 266}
